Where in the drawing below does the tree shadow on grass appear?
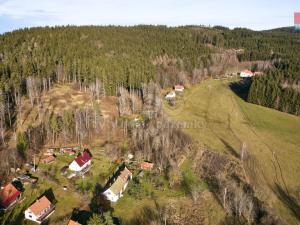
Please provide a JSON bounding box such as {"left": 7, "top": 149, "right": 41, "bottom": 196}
{"left": 219, "top": 215, "right": 248, "bottom": 225}
{"left": 229, "top": 79, "right": 252, "bottom": 101}
{"left": 272, "top": 183, "right": 300, "bottom": 222}
{"left": 220, "top": 138, "right": 240, "bottom": 159}
{"left": 70, "top": 208, "right": 93, "bottom": 225}
{"left": 12, "top": 179, "right": 25, "bottom": 192}
{"left": 41, "top": 188, "right": 57, "bottom": 204}
{"left": 89, "top": 183, "right": 112, "bottom": 214}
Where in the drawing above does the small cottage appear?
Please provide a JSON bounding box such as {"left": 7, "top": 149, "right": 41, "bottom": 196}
{"left": 24, "top": 196, "right": 55, "bottom": 224}
{"left": 240, "top": 70, "right": 254, "bottom": 78}
{"left": 174, "top": 85, "right": 184, "bottom": 92}
{"left": 140, "top": 162, "right": 154, "bottom": 171}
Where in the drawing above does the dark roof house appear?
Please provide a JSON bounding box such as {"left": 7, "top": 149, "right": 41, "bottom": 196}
{"left": 75, "top": 151, "right": 92, "bottom": 167}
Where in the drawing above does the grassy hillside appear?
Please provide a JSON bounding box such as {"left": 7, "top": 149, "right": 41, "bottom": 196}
{"left": 164, "top": 78, "right": 300, "bottom": 224}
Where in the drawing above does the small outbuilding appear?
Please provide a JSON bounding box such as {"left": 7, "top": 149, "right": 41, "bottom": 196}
{"left": 240, "top": 70, "right": 254, "bottom": 78}
{"left": 140, "top": 162, "right": 154, "bottom": 171}
{"left": 165, "top": 91, "right": 176, "bottom": 99}
{"left": 174, "top": 85, "right": 184, "bottom": 92}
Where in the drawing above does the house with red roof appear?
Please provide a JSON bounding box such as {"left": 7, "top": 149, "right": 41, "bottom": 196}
{"left": 0, "top": 183, "right": 22, "bottom": 210}
{"left": 69, "top": 150, "right": 92, "bottom": 172}
{"left": 24, "top": 196, "right": 55, "bottom": 224}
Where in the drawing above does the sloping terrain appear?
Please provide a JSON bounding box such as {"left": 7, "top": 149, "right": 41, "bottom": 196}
{"left": 164, "top": 78, "right": 300, "bottom": 224}
{"left": 17, "top": 84, "right": 117, "bottom": 133}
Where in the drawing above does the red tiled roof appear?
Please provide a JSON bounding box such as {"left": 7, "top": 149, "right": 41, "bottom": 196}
{"left": 295, "top": 12, "right": 300, "bottom": 24}
{"left": 140, "top": 162, "right": 154, "bottom": 170}
{"left": 68, "top": 220, "right": 82, "bottom": 225}
{"left": 29, "top": 196, "right": 51, "bottom": 216}
{"left": 242, "top": 70, "right": 253, "bottom": 74}
{"left": 0, "top": 183, "right": 21, "bottom": 208}
{"left": 75, "top": 151, "right": 92, "bottom": 167}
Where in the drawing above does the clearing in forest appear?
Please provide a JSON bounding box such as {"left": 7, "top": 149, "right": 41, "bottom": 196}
{"left": 17, "top": 84, "right": 118, "bottom": 132}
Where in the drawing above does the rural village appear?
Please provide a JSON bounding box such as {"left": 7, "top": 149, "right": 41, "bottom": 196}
{"left": 0, "top": 21, "right": 299, "bottom": 225}
{"left": 0, "top": 69, "right": 267, "bottom": 225}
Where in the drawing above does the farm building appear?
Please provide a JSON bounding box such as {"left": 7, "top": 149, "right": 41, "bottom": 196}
{"left": 0, "top": 183, "right": 22, "bottom": 210}
{"left": 103, "top": 166, "right": 132, "bottom": 202}
{"left": 69, "top": 150, "right": 92, "bottom": 172}
{"left": 24, "top": 196, "right": 55, "bottom": 224}
{"left": 240, "top": 70, "right": 254, "bottom": 78}
{"left": 174, "top": 85, "right": 184, "bottom": 92}
{"left": 140, "top": 162, "right": 154, "bottom": 171}
{"left": 165, "top": 91, "right": 176, "bottom": 99}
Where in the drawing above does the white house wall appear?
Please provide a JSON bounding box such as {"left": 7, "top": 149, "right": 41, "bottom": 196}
{"left": 103, "top": 189, "right": 119, "bottom": 202}
{"left": 69, "top": 160, "right": 91, "bottom": 172}
{"left": 69, "top": 161, "right": 81, "bottom": 171}
{"left": 25, "top": 209, "right": 38, "bottom": 223}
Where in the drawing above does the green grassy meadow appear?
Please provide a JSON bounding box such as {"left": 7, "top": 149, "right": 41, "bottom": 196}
{"left": 164, "top": 78, "right": 300, "bottom": 224}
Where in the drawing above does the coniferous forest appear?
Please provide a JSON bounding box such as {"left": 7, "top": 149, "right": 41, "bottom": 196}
{"left": 0, "top": 25, "right": 299, "bottom": 129}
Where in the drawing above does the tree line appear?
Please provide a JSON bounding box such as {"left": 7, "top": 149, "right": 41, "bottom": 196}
{"left": 214, "top": 27, "right": 300, "bottom": 115}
